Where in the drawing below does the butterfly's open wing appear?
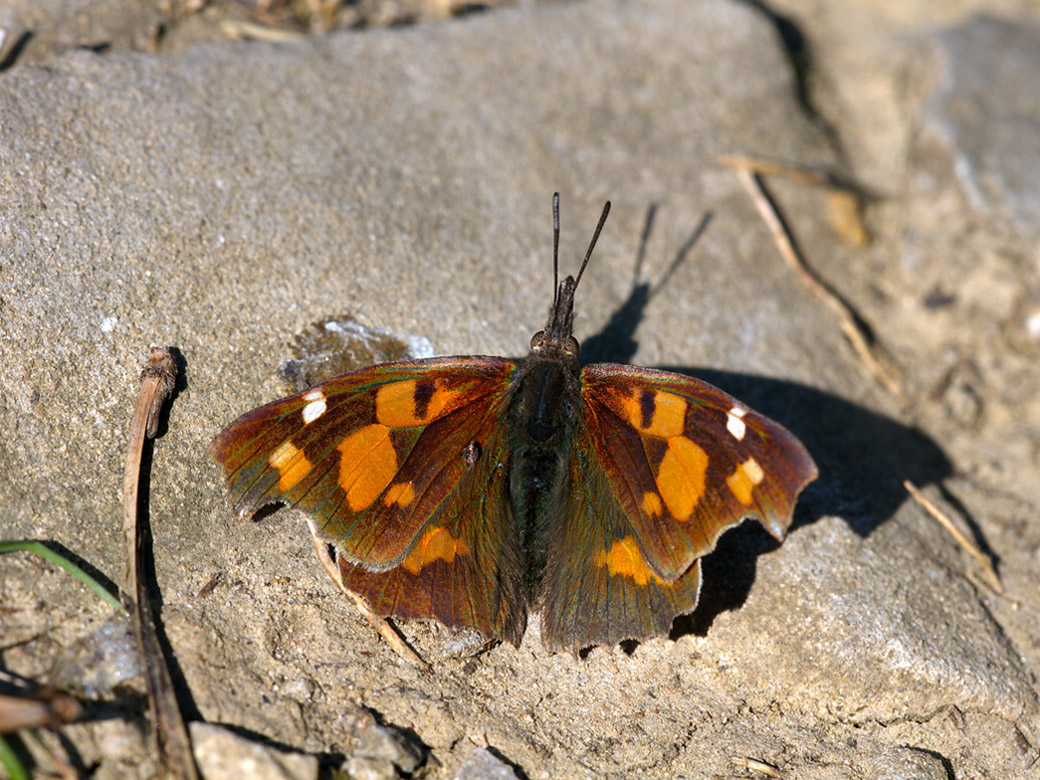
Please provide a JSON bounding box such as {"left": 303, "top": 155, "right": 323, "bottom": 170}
{"left": 210, "top": 357, "right": 527, "bottom": 645}
{"left": 538, "top": 428, "right": 706, "bottom": 651}
{"left": 539, "top": 364, "right": 817, "bottom": 650}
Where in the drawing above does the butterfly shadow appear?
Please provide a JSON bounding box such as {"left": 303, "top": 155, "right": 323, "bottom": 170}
{"left": 668, "top": 368, "right": 951, "bottom": 638}
{"left": 575, "top": 208, "right": 954, "bottom": 644}
{"left": 580, "top": 205, "right": 711, "bottom": 367}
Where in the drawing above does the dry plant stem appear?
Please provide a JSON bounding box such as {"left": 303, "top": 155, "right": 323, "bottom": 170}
{"left": 731, "top": 165, "right": 902, "bottom": 397}
{"left": 219, "top": 19, "right": 307, "bottom": 42}
{"left": 903, "top": 480, "right": 1004, "bottom": 595}
{"left": 0, "top": 692, "right": 82, "bottom": 733}
{"left": 196, "top": 572, "right": 222, "bottom": 598}
{"left": 721, "top": 154, "right": 870, "bottom": 247}
{"left": 730, "top": 755, "right": 782, "bottom": 777}
{"left": 304, "top": 518, "right": 429, "bottom": 668}
{"left": 122, "top": 347, "right": 198, "bottom": 780}
{"left": 721, "top": 154, "right": 834, "bottom": 188}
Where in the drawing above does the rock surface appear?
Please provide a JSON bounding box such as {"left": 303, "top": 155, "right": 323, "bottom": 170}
{"left": 1, "top": 1, "right": 1039, "bottom": 778}
{"left": 190, "top": 722, "right": 319, "bottom": 780}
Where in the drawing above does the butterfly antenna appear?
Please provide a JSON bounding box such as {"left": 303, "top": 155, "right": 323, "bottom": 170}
{"left": 552, "top": 192, "right": 561, "bottom": 308}
{"left": 574, "top": 200, "right": 611, "bottom": 288}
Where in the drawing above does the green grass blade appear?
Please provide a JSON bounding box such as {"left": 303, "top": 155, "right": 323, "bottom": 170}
{"left": 0, "top": 540, "right": 125, "bottom": 614}
{"left": 0, "top": 734, "right": 30, "bottom": 780}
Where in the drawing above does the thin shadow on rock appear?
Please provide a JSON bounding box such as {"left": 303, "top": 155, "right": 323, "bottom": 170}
{"left": 580, "top": 206, "right": 712, "bottom": 367}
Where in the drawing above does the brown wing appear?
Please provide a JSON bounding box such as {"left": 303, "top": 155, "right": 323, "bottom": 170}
{"left": 210, "top": 356, "right": 527, "bottom": 643}
{"left": 539, "top": 363, "right": 816, "bottom": 650}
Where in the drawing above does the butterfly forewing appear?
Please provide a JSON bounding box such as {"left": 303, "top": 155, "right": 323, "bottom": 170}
{"left": 579, "top": 364, "right": 817, "bottom": 577}
{"left": 210, "top": 357, "right": 521, "bottom": 570}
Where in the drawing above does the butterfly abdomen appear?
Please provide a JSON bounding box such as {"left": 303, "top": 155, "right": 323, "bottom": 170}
{"left": 508, "top": 354, "right": 583, "bottom": 594}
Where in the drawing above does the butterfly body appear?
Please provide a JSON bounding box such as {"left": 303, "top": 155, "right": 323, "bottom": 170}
{"left": 509, "top": 330, "right": 583, "bottom": 593}
{"left": 211, "top": 197, "right": 817, "bottom": 652}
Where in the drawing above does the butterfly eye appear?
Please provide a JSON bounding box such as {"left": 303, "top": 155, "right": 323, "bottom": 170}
{"left": 530, "top": 330, "right": 545, "bottom": 349}
{"left": 566, "top": 336, "right": 580, "bottom": 355}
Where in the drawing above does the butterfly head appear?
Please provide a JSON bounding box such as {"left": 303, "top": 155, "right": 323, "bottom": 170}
{"left": 529, "top": 194, "right": 611, "bottom": 359}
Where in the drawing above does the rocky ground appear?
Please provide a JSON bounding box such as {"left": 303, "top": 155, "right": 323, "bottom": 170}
{"left": 1, "top": 1, "right": 1039, "bottom": 778}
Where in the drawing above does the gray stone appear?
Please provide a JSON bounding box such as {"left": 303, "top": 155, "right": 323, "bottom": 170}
{"left": 924, "top": 17, "right": 1040, "bottom": 235}
{"left": 355, "top": 723, "right": 425, "bottom": 773}
{"left": 453, "top": 747, "right": 519, "bottom": 780}
{"left": 345, "top": 755, "right": 399, "bottom": 780}
{"left": 190, "top": 722, "right": 318, "bottom": 780}
{"left": 866, "top": 746, "right": 949, "bottom": 780}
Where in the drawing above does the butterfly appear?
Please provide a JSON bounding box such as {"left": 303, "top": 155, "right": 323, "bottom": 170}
{"left": 210, "top": 194, "right": 818, "bottom": 652}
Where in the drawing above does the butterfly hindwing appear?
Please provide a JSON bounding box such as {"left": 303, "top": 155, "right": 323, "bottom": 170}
{"left": 338, "top": 421, "right": 525, "bottom": 645}
{"left": 539, "top": 419, "right": 704, "bottom": 650}
{"left": 539, "top": 363, "right": 817, "bottom": 649}
{"left": 210, "top": 356, "right": 527, "bottom": 641}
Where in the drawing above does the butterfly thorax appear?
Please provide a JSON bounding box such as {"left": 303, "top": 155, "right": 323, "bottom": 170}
{"left": 508, "top": 276, "right": 584, "bottom": 595}
{"left": 529, "top": 275, "right": 580, "bottom": 357}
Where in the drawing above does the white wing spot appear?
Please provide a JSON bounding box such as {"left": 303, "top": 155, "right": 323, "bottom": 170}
{"left": 726, "top": 406, "right": 747, "bottom": 441}
{"left": 302, "top": 391, "right": 327, "bottom": 425}
{"left": 742, "top": 456, "right": 764, "bottom": 485}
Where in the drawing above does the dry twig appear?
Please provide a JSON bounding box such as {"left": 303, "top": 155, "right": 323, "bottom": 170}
{"left": 731, "top": 755, "right": 782, "bottom": 777}
{"left": 721, "top": 154, "right": 839, "bottom": 188}
{"left": 720, "top": 154, "right": 870, "bottom": 246}
{"left": 903, "top": 480, "right": 1003, "bottom": 595}
{"left": 304, "top": 517, "right": 429, "bottom": 668}
{"left": 0, "top": 692, "right": 82, "bottom": 733}
{"left": 123, "top": 346, "right": 198, "bottom": 780}
{"left": 219, "top": 19, "right": 307, "bottom": 42}
{"left": 725, "top": 158, "right": 901, "bottom": 397}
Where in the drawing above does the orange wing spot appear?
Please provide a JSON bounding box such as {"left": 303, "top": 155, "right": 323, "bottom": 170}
{"left": 641, "top": 491, "right": 663, "bottom": 517}
{"left": 384, "top": 481, "right": 415, "bottom": 508}
{"left": 336, "top": 424, "right": 398, "bottom": 511}
{"left": 615, "top": 389, "right": 687, "bottom": 438}
{"left": 594, "top": 536, "right": 664, "bottom": 586}
{"left": 646, "top": 391, "right": 687, "bottom": 438}
{"left": 726, "top": 457, "right": 763, "bottom": 506}
{"left": 401, "top": 525, "right": 470, "bottom": 575}
{"left": 375, "top": 379, "right": 458, "bottom": 428}
{"left": 655, "top": 436, "right": 708, "bottom": 521}
{"left": 268, "top": 440, "right": 312, "bottom": 492}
